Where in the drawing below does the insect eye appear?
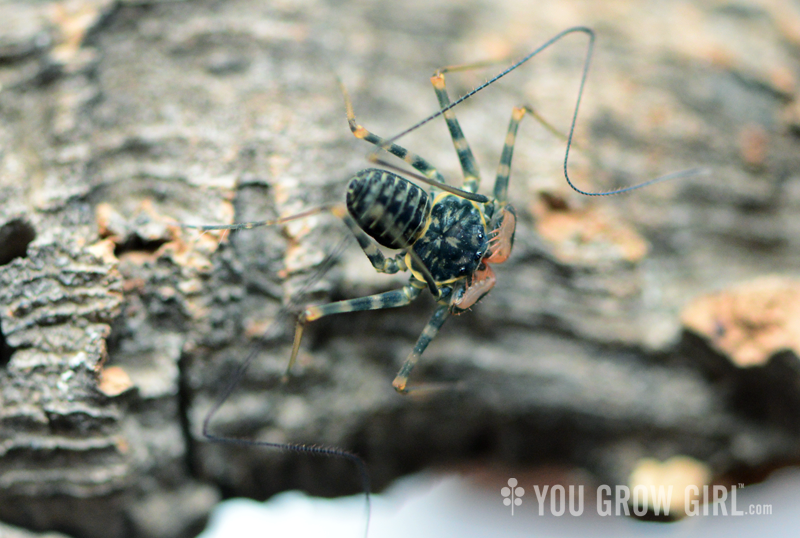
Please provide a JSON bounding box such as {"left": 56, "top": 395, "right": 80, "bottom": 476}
{"left": 458, "top": 266, "right": 468, "bottom": 275}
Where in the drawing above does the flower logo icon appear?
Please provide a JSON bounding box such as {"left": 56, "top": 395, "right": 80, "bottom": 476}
{"left": 501, "top": 478, "right": 525, "bottom": 515}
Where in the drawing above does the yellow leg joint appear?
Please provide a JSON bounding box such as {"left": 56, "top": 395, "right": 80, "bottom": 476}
{"left": 304, "top": 305, "right": 323, "bottom": 322}
{"left": 392, "top": 375, "right": 409, "bottom": 394}
{"left": 283, "top": 317, "right": 306, "bottom": 382}
{"left": 430, "top": 72, "right": 445, "bottom": 89}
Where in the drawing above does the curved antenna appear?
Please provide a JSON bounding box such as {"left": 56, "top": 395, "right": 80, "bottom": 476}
{"left": 380, "top": 26, "right": 596, "bottom": 145}
{"left": 377, "top": 25, "right": 703, "bottom": 196}
{"left": 197, "top": 232, "right": 373, "bottom": 537}
{"left": 556, "top": 30, "right": 705, "bottom": 195}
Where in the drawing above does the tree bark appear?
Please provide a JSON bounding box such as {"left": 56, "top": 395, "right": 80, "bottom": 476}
{"left": 1, "top": 1, "right": 800, "bottom": 537}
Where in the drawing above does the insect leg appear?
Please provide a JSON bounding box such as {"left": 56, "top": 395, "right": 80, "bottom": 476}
{"left": 429, "top": 72, "right": 481, "bottom": 193}
{"left": 328, "top": 203, "right": 438, "bottom": 298}
{"left": 392, "top": 303, "right": 450, "bottom": 393}
{"left": 336, "top": 208, "right": 407, "bottom": 275}
{"left": 286, "top": 283, "right": 425, "bottom": 376}
{"left": 177, "top": 204, "right": 337, "bottom": 232}
{"left": 380, "top": 27, "right": 595, "bottom": 147}
{"left": 432, "top": 58, "right": 605, "bottom": 188}
{"left": 340, "top": 79, "right": 491, "bottom": 203}
{"left": 493, "top": 106, "right": 529, "bottom": 204}
{"left": 339, "top": 79, "right": 447, "bottom": 185}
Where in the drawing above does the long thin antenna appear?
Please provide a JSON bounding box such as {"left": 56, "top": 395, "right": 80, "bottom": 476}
{"left": 199, "top": 233, "right": 372, "bottom": 537}
{"left": 381, "top": 27, "right": 596, "bottom": 145}
{"left": 378, "top": 25, "right": 704, "bottom": 196}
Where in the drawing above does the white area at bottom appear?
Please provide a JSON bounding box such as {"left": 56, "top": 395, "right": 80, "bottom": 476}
{"left": 198, "top": 468, "right": 798, "bottom": 538}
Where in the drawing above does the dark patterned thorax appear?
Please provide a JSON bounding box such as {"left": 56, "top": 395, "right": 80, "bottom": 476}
{"left": 346, "top": 168, "right": 431, "bottom": 249}
{"left": 412, "top": 194, "right": 489, "bottom": 283}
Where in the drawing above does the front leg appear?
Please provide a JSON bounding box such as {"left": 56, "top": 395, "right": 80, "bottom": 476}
{"left": 392, "top": 303, "right": 451, "bottom": 393}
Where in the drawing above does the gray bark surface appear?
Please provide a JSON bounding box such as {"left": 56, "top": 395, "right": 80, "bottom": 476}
{"left": 1, "top": 1, "right": 800, "bottom": 537}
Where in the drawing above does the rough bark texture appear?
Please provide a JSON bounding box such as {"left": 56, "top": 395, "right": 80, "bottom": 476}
{"left": 1, "top": 0, "right": 800, "bottom": 537}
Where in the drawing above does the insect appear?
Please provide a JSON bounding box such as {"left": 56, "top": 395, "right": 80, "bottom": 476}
{"left": 179, "top": 26, "right": 703, "bottom": 535}
{"left": 290, "top": 74, "right": 521, "bottom": 395}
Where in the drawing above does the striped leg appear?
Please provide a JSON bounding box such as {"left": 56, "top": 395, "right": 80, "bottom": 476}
{"left": 493, "top": 106, "right": 529, "bottom": 204}
{"left": 337, "top": 208, "right": 406, "bottom": 274}
{"left": 339, "top": 79, "right": 491, "bottom": 205}
{"left": 178, "top": 205, "right": 336, "bottom": 233}
{"left": 331, "top": 205, "right": 439, "bottom": 296}
{"left": 286, "top": 283, "right": 424, "bottom": 376}
{"left": 430, "top": 72, "right": 481, "bottom": 193}
{"left": 392, "top": 303, "right": 450, "bottom": 393}
{"left": 340, "top": 80, "right": 446, "bottom": 185}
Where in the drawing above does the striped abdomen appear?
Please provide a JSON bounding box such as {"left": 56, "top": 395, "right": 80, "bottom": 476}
{"left": 346, "top": 168, "right": 431, "bottom": 249}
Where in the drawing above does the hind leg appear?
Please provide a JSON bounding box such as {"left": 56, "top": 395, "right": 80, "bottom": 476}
{"left": 286, "top": 283, "right": 424, "bottom": 376}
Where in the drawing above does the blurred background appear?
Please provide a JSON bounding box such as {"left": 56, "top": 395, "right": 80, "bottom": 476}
{"left": 1, "top": 0, "right": 799, "bottom": 537}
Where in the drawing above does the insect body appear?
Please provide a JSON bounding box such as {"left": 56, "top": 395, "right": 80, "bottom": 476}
{"left": 283, "top": 72, "right": 524, "bottom": 393}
